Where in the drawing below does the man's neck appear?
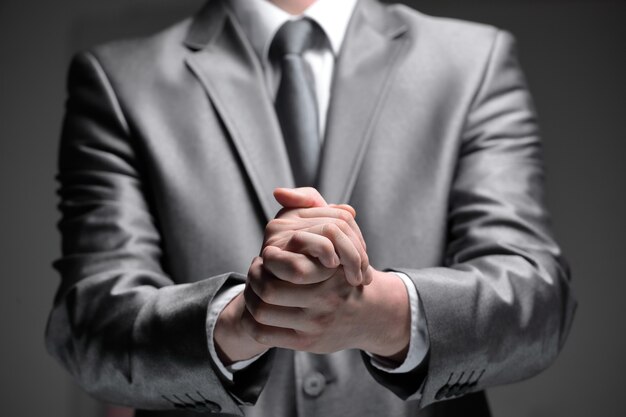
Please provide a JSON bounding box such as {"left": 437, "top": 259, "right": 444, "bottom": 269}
{"left": 269, "top": 0, "right": 317, "bottom": 15}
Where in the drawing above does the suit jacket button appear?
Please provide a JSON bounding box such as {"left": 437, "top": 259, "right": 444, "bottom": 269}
{"left": 204, "top": 401, "right": 221, "bottom": 412}
{"left": 446, "top": 383, "right": 461, "bottom": 398}
{"left": 303, "top": 372, "right": 326, "bottom": 397}
{"left": 435, "top": 385, "right": 448, "bottom": 400}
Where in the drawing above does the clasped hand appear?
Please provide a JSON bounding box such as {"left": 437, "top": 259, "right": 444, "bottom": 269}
{"left": 214, "top": 188, "right": 410, "bottom": 364}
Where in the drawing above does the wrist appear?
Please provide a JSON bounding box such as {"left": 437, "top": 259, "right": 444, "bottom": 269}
{"left": 214, "top": 292, "right": 267, "bottom": 365}
{"left": 357, "top": 269, "right": 410, "bottom": 362}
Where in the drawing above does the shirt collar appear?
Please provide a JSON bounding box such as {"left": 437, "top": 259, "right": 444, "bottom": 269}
{"left": 228, "top": 0, "right": 358, "bottom": 61}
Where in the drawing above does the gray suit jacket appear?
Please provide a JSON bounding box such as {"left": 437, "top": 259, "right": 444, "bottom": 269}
{"left": 46, "top": 0, "right": 577, "bottom": 415}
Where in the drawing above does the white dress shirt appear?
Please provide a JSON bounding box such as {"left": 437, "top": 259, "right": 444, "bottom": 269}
{"left": 206, "top": 0, "right": 430, "bottom": 383}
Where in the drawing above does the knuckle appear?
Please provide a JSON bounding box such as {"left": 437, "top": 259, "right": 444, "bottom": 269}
{"left": 324, "top": 298, "right": 339, "bottom": 311}
{"left": 289, "top": 231, "right": 302, "bottom": 242}
{"left": 288, "top": 260, "right": 306, "bottom": 281}
{"left": 265, "top": 220, "right": 278, "bottom": 236}
{"left": 321, "top": 240, "right": 335, "bottom": 257}
{"left": 293, "top": 334, "right": 315, "bottom": 351}
{"left": 334, "top": 218, "right": 350, "bottom": 232}
{"left": 330, "top": 216, "right": 346, "bottom": 227}
{"left": 344, "top": 249, "right": 361, "bottom": 267}
{"left": 250, "top": 325, "right": 268, "bottom": 345}
{"left": 323, "top": 223, "right": 340, "bottom": 238}
{"left": 265, "top": 219, "right": 288, "bottom": 236}
{"left": 247, "top": 259, "right": 261, "bottom": 278}
{"left": 311, "top": 313, "right": 332, "bottom": 333}
{"left": 254, "top": 333, "right": 269, "bottom": 345}
{"left": 276, "top": 207, "right": 295, "bottom": 219}
{"left": 361, "top": 252, "right": 369, "bottom": 267}
{"left": 249, "top": 303, "right": 268, "bottom": 324}
{"left": 288, "top": 231, "right": 304, "bottom": 247}
{"left": 313, "top": 291, "right": 336, "bottom": 311}
{"left": 256, "top": 281, "right": 275, "bottom": 304}
{"left": 261, "top": 245, "right": 275, "bottom": 259}
{"left": 337, "top": 210, "right": 352, "bottom": 223}
{"left": 363, "top": 269, "right": 374, "bottom": 285}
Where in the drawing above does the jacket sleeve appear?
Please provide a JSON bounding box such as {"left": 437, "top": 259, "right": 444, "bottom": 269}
{"left": 45, "top": 51, "right": 263, "bottom": 415}
{"left": 364, "top": 30, "right": 577, "bottom": 406}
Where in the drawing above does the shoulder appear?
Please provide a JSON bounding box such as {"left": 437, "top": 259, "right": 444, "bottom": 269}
{"left": 64, "top": 16, "right": 198, "bottom": 109}
{"left": 68, "top": 17, "right": 194, "bottom": 85}
{"left": 381, "top": 2, "right": 519, "bottom": 89}
{"left": 399, "top": 6, "right": 497, "bottom": 38}
{"left": 389, "top": 3, "right": 502, "bottom": 47}
{"left": 386, "top": 3, "right": 514, "bottom": 68}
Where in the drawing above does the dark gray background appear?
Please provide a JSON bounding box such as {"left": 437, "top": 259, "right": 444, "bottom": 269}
{"left": 1, "top": 0, "right": 624, "bottom": 416}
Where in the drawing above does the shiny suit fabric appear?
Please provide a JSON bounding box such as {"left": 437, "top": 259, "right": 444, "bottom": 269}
{"left": 45, "top": 0, "right": 577, "bottom": 416}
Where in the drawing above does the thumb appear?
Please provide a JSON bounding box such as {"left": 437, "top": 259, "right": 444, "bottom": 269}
{"left": 273, "top": 187, "right": 327, "bottom": 209}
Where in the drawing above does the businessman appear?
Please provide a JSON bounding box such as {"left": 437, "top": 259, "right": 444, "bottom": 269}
{"left": 46, "top": 0, "right": 577, "bottom": 416}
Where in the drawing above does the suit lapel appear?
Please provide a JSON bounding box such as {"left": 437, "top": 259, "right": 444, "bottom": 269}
{"left": 317, "top": 0, "right": 409, "bottom": 204}
{"left": 184, "top": 0, "right": 294, "bottom": 222}
{"left": 182, "top": 0, "right": 409, "bottom": 215}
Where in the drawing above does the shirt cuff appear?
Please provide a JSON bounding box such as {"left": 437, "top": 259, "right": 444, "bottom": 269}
{"left": 366, "top": 272, "right": 430, "bottom": 374}
{"left": 206, "top": 283, "right": 268, "bottom": 382}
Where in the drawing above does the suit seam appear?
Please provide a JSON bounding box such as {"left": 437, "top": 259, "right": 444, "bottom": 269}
{"left": 341, "top": 35, "right": 409, "bottom": 203}
{"left": 444, "top": 28, "right": 502, "bottom": 256}
{"left": 420, "top": 29, "right": 501, "bottom": 407}
{"left": 82, "top": 51, "right": 132, "bottom": 137}
{"left": 459, "top": 28, "right": 503, "bottom": 141}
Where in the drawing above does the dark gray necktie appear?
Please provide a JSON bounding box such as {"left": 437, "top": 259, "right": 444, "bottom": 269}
{"left": 270, "top": 19, "right": 320, "bottom": 187}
